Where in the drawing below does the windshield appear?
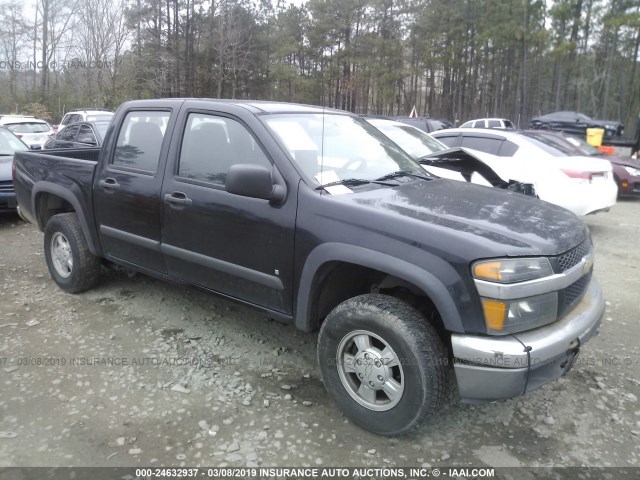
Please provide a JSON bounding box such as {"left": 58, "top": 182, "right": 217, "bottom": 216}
{"left": 520, "top": 132, "right": 569, "bottom": 157}
{"left": 0, "top": 128, "right": 28, "bottom": 155}
{"left": 263, "top": 113, "right": 429, "bottom": 188}
{"left": 369, "top": 121, "right": 447, "bottom": 158}
{"left": 559, "top": 135, "right": 601, "bottom": 155}
{"left": 94, "top": 123, "right": 109, "bottom": 139}
{"left": 5, "top": 122, "right": 50, "bottom": 133}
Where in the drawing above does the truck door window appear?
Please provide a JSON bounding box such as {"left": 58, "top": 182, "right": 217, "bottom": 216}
{"left": 113, "top": 111, "right": 169, "bottom": 173}
{"left": 178, "top": 113, "right": 271, "bottom": 185}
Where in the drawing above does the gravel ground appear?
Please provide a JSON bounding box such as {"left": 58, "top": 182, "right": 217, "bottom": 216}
{"left": 0, "top": 198, "right": 639, "bottom": 470}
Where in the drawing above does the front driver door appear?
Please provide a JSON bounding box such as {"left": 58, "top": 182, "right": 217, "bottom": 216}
{"left": 160, "top": 108, "right": 296, "bottom": 315}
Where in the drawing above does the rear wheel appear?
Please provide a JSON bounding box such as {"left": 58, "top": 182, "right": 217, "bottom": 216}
{"left": 317, "top": 294, "right": 447, "bottom": 436}
{"left": 44, "top": 213, "right": 101, "bottom": 293}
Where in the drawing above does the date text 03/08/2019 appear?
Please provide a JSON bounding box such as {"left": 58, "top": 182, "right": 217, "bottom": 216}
{"left": 134, "top": 467, "right": 496, "bottom": 478}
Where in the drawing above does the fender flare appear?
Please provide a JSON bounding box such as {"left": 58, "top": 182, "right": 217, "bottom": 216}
{"left": 295, "top": 243, "right": 465, "bottom": 333}
{"left": 31, "top": 182, "right": 100, "bottom": 255}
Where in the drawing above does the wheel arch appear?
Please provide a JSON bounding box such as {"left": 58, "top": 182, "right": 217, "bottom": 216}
{"left": 295, "top": 243, "right": 465, "bottom": 333}
{"left": 32, "top": 182, "right": 100, "bottom": 255}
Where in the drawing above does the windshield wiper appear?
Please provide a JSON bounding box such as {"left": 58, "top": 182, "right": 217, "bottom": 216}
{"left": 315, "top": 178, "right": 397, "bottom": 190}
{"left": 375, "top": 170, "right": 432, "bottom": 182}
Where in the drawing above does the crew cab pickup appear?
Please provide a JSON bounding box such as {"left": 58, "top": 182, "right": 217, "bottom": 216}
{"left": 13, "top": 99, "right": 604, "bottom": 436}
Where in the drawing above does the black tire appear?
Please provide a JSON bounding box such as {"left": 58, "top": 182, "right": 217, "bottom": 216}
{"left": 44, "top": 213, "right": 101, "bottom": 293}
{"left": 317, "top": 294, "right": 447, "bottom": 436}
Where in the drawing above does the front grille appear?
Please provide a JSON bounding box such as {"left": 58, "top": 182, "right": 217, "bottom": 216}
{"left": 557, "top": 270, "right": 592, "bottom": 318}
{"left": 0, "top": 180, "right": 14, "bottom": 193}
{"left": 554, "top": 237, "right": 593, "bottom": 273}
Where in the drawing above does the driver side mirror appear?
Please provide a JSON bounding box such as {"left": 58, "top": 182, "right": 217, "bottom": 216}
{"left": 225, "top": 164, "right": 286, "bottom": 203}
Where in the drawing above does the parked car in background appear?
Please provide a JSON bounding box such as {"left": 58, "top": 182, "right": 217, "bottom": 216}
{"left": 364, "top": 118, "right": 449, "bottom": 158}
{"left": 391, "top": 116, "right": 454, "bottom": 134}
{"left": 44, "top": 121, "right": 110, "bottom": 149}
{"left": 0, "top": 126, "right": 28, "bottom": 213}
{"left": 525, "top": 130, "right": 640, "bottom": 197}
{"left": 0, "top": 115, "right": 54, "bottom": 149}
{"left": 57, "top": 109, "right": 113, "bottom": 134}
{"left": 365, "top": 117, "right": 534, "bottom": 195}
{"left": 460, "top": 118, "right": 515, "bottom": 129}
{"left": 432, "top": 128, "right": 618, "bottom": 216}
{"left": 529, "top": 111, "right": 624, "bottom": 138}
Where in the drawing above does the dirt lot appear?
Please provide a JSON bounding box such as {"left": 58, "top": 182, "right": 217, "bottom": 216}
{"left": 1, "top": 198, "right": 639, "bottom": 470}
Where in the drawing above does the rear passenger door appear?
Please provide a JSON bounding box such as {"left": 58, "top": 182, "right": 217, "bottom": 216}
{"left": 94, "top": 108, "right": 176, "bottom": 273}
{"left": 160, "top": 106, "right": 297, "bottom": 315}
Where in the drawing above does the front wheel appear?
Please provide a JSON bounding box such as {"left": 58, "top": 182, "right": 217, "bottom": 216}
{"left": 44, "top": 213, "right": 101, "bottom": 293}
{"left": 317, "top": 294, "right": 448, "bottom": 436}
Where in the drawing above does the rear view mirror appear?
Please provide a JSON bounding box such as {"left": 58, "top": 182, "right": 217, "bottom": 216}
{"left": 30, "top": 144, "right": 42, "bottom": 150}
{"left": 225, "top": 164, "right": 285, "bottom": 203}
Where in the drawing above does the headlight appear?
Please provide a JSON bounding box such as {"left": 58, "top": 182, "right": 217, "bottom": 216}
{"left": 472, "top": 257, "right": 553, "bottom": 283}
{"left": 623, "top": 166, "right": 640, "bottom": 177}
{"left": 481, "top": 293, "right": 558, "bottom": 334}
{"left": 473, "top": 257, "right": 557, "bottom": 334}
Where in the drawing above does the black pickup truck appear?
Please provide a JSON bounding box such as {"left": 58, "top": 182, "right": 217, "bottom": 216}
{"left": 13, "top": 99, "right": 604, "bottom": 436}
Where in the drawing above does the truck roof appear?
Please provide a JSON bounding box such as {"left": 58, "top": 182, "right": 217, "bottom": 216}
{"left": 126, "top": 98, "right": 349, "bottom": 115}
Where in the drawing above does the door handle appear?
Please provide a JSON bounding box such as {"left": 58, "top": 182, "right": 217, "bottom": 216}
{"left": 164, "top": 192, "right": 193, "bottom": 207}
{"left": 98, "top": 178, "right": 120, "bottom": 189}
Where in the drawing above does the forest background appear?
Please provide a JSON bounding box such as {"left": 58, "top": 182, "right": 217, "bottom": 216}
{"left": 0, "top": 0, "right": 639, "bottom": 130}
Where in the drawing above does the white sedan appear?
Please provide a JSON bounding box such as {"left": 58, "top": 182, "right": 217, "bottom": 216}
{"left": 0, "top": 116, "right": 54, "bottom": 149}
{"left": 431, "top": 128, "right": 617, "bottom": 216}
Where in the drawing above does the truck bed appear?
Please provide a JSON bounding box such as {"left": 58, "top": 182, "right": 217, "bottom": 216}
{"left": 13, "top": 148, "right": 100, "bottom": 232}
{"left": 27, "top": 147, "right": 101, "bottom": 162}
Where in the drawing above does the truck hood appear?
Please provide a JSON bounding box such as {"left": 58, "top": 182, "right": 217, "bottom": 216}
{"left": 338, "top": 178, "right": 587, "bottom": 256}
{"left": 0, "top": 155, "right": 14, "bottom": 181}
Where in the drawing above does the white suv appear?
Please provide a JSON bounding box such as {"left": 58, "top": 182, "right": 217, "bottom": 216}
{"left": 460, "top": 118, "right": 515, "bottom": 129}
{"left": 58, "top": 109, "right": 113, "bottom": 133}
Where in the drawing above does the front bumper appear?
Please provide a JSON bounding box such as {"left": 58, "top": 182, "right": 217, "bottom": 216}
{"left": 615, "top": 170, "right": 640, "bottom": 196}
{"left": 451, "top": 277, "right": 604, "bottom": 402}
